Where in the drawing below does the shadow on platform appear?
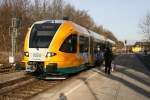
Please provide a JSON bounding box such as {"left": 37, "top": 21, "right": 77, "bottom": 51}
{"left": 78, "top": 77, "right": 99, "bottom": 100}
{"left": 114, "top": 54, "right": 150, "bottom": 77}
{"left": 92, "top": 67, "right": 150, "bottom": 99}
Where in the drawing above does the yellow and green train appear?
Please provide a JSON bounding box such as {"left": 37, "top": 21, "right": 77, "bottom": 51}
{"left": 22, "top": 20, "right": 115, "bottom": 76}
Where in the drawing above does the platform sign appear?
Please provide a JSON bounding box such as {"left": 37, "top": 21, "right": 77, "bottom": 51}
{"left": 9, "top": 56, "right": 15, "bottom": 63}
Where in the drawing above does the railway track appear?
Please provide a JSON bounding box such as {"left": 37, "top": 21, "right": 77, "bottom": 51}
{"left": 0, "top": 64, "right": 63, "bottom": 100}
{"left": 0, "top": 61, "right": 25, "bottom": 74}
{"left": 0, "top": 64, "right": 15, "bottom": 74}
{"left": 0, "top": 75, "right": 34, "bottom": 94}
{"left": 0, "top": 63, "right": 90, "bottom": 100}
{"left": 0, "top": 76, "right": 62, "bottom": 100}
{"left": 0, "top": 68, "right": 87, "bottom": 100}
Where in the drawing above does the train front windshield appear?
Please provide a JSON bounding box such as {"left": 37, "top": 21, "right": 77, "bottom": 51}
{"left": 29, "top": 23, "right": 61, "bottom": 48}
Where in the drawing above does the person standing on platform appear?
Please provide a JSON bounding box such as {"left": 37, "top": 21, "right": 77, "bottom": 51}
{"left": 104, "top": 47, "right": 113, "bottom": 75}
{"left": 95, "top": 47, "right": 104, "bottom": 66}
{"left": 83, "top": 47, "right": 88, "bottom": 65}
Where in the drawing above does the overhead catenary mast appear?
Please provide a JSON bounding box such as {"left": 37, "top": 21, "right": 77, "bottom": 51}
{"left": 9, "top": 17, "right": 21, "bottom": 64}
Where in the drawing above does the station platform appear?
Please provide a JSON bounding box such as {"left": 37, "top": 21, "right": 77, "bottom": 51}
{"left": 31, "top": 64, "right": 150, "bottom": 100}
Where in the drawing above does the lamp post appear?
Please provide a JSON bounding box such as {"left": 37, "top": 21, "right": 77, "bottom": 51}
{"left": 125, "top": 40, "right": 127, "bottom": 53}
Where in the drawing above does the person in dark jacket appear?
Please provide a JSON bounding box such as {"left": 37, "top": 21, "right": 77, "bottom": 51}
{"left": 104, "top": 47, "right": 113, "bottom": 75}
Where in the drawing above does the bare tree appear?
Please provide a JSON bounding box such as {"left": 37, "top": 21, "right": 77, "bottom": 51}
{"left": 139, "top": 11, "right": 150, "bottom": 41}
{"left": 51, "top": 0, "right": 64, "bottom": 19}
{"left": 0, "top": 0, "right": 118, "bottom": 52}
{"left": 0, "top": 0, "right": 31, "bottom": 51}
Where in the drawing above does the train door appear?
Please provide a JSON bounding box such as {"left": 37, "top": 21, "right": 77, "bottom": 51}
{"left": 79, "top": 36, "right": 89, "bottom": 65}
{"left": 59, "top": 34, "right": 78, "bottom": 67}
{"left": 89, "top": 36, "right": 94, "bottom": 66}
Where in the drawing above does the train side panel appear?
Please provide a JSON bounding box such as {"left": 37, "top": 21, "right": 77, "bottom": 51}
{"left": 44, "top": 21, "right": 85, "bottom": 74}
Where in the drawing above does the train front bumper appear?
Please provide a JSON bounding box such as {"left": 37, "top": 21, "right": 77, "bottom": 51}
{"left": 44, "top": 63, "right": 57, "bottom": 73}
{"left": 23, "top": 61, "right": 58, "bottom": 73}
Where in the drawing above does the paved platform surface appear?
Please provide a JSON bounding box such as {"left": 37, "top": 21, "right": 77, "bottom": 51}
{"left": 31, "top": 64, "right": 150, "bottom": 100}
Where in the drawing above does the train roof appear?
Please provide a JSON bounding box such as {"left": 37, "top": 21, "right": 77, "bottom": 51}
{"left": 89, "top": 31, "right": 105, "bottom": 42}
{"left": 32, "top": 20, "right": 115, "bottom": 44}
{"left": 73, "top": 23, "right": 90, "bottom": 36}
{"left": 106, "top": 39, "right": 115, "bottom": 45}
{"left": 33, "top": 20, "right": 64, "bottom": 24}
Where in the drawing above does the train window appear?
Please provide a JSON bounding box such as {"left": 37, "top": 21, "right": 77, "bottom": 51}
{"left": 59, "top": 34, "right": 77, "bottom": 53}
{"left": 29, "top": 23, "right": 61, "bottom": 48}
{"left": 79, "top": 36, "right": 89, "bottom": 53}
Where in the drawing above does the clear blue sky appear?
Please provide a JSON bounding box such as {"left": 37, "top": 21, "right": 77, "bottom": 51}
{"left": 64, "top": 0, "right": 150, "bottom": 44}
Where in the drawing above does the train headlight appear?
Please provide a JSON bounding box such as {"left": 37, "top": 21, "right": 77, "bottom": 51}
{"left": 24, "top": 52, "right": 29, "bottom": 57}
{"left": 46, "top": 52, "right": 56, "bottom": 57}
